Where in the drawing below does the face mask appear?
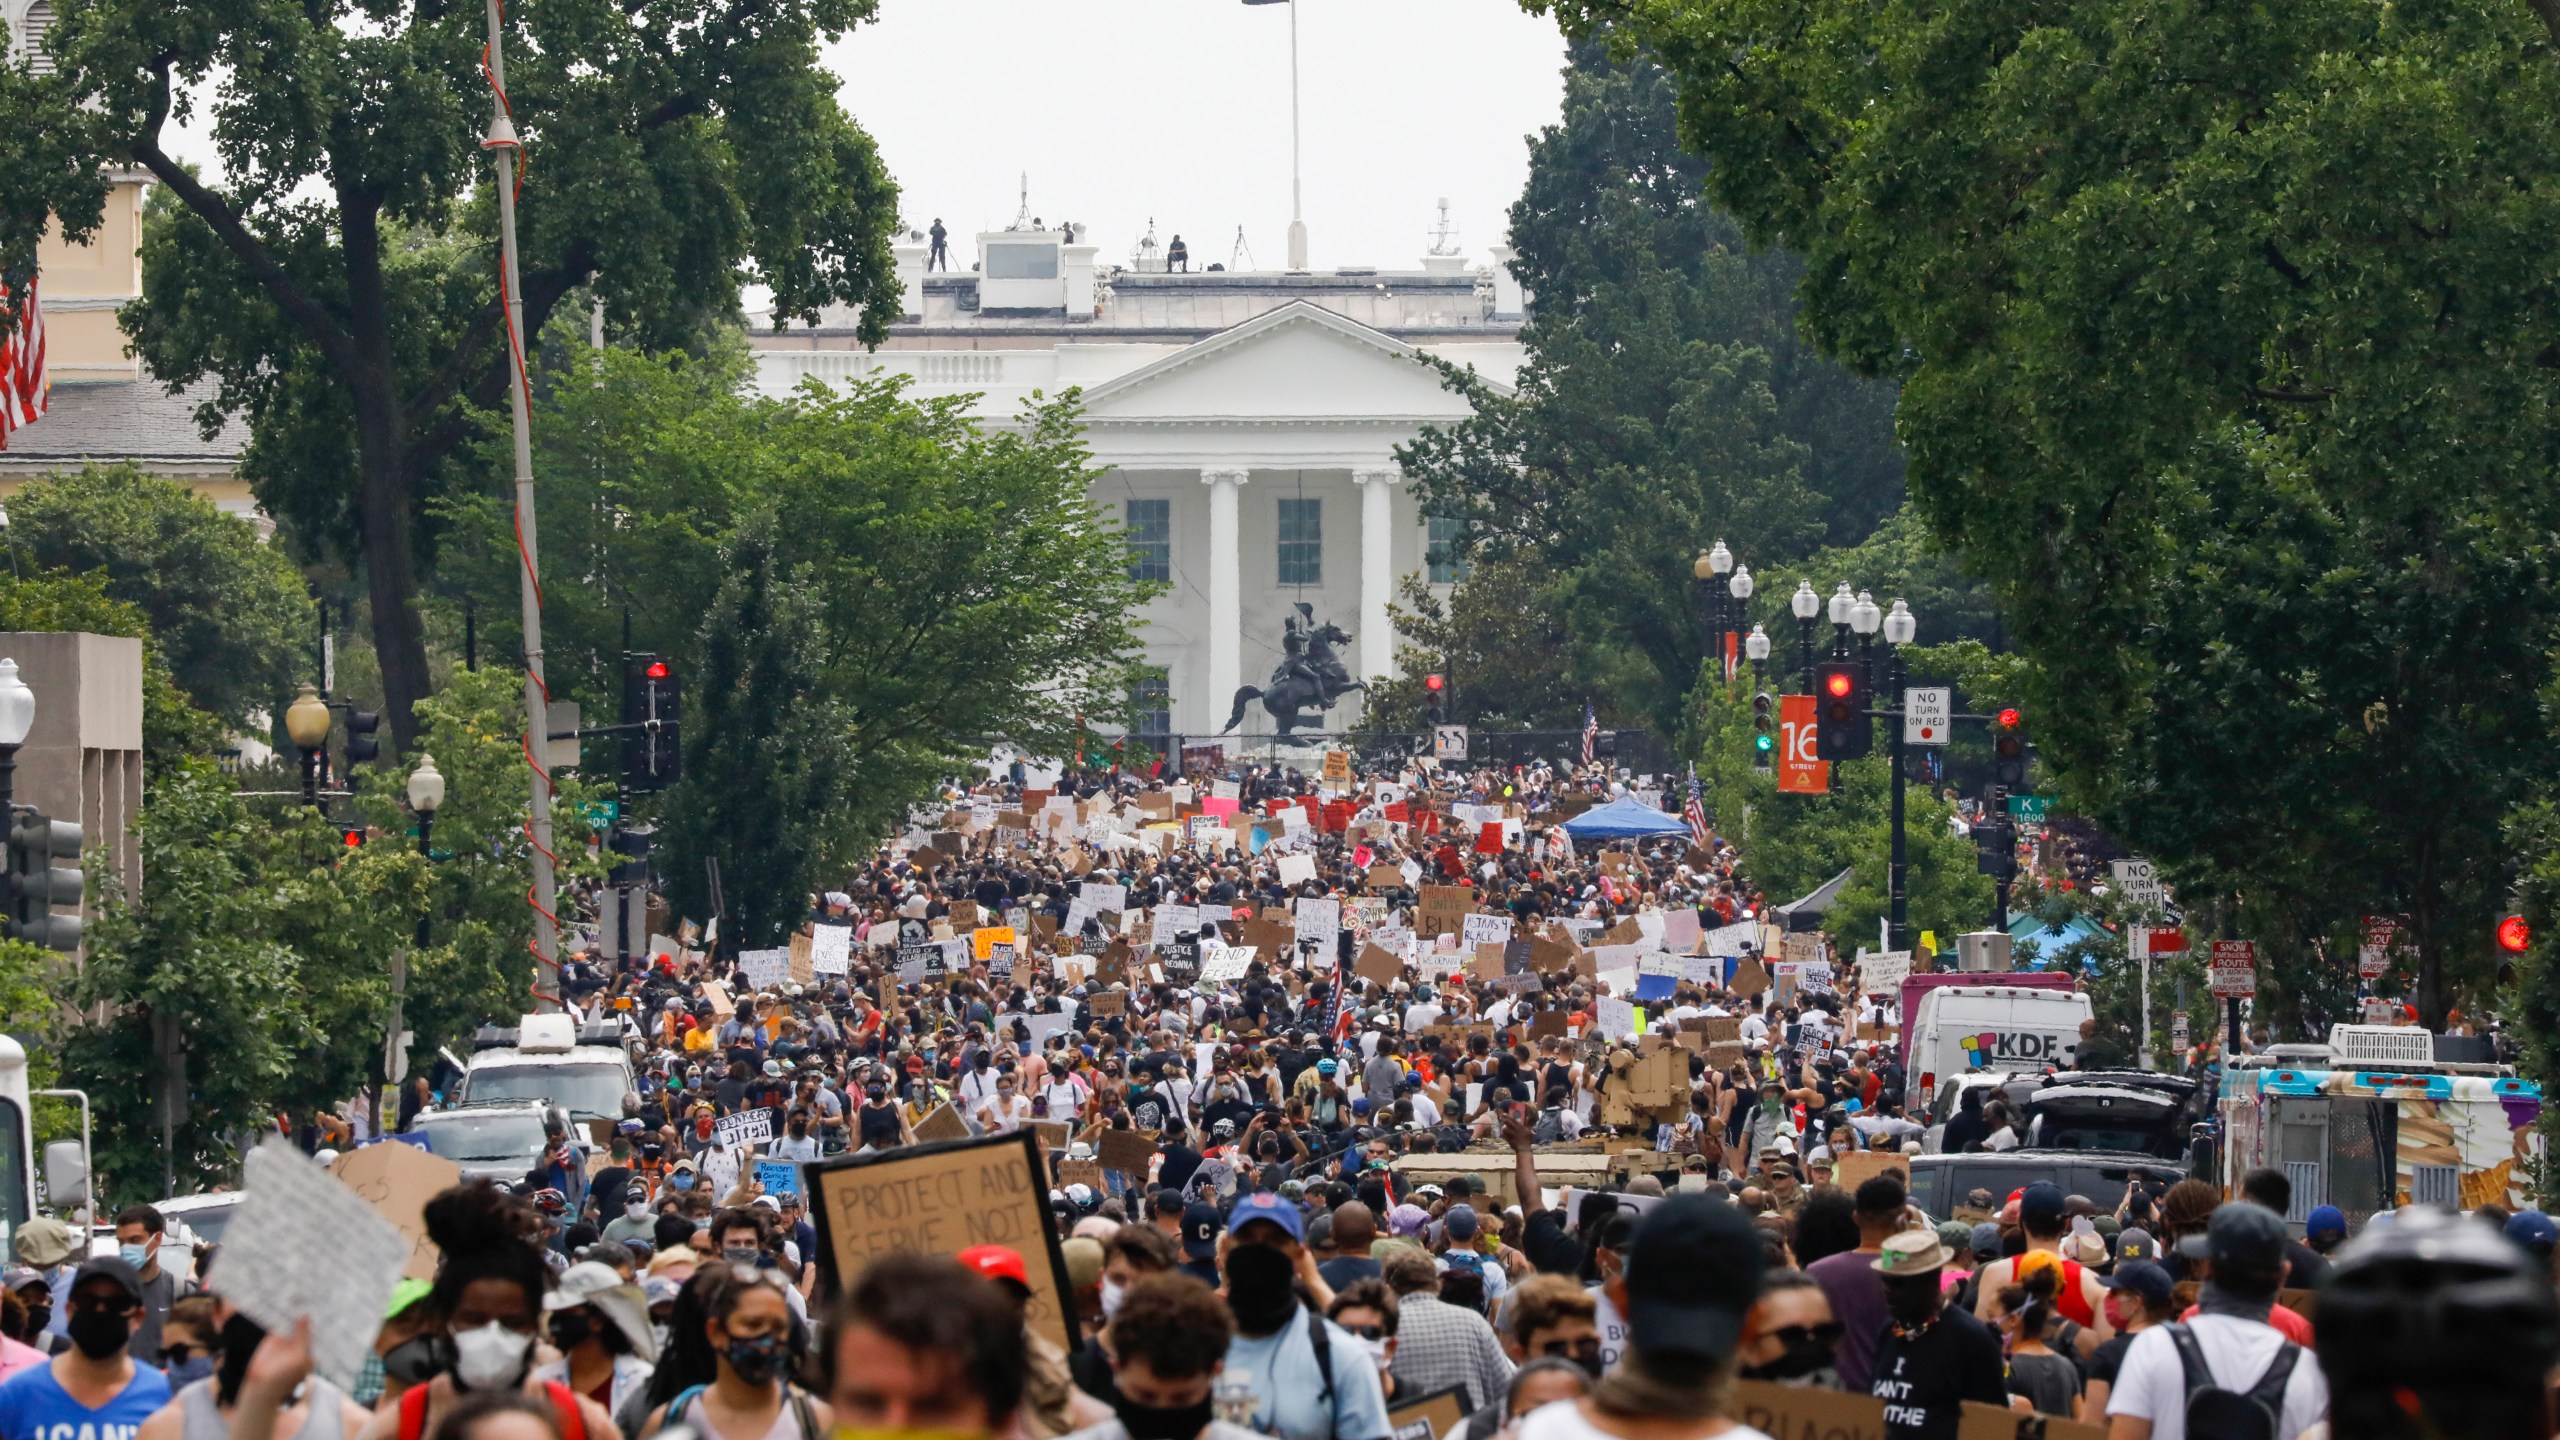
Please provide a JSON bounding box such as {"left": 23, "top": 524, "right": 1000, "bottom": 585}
{"left": 69, "top": 1306, "right": 131, "bottom": 1359}
{"left": 215, "top": 1313, "right": 267, "bottom": 1404}
{"left": 1223, "top": 1243, "right": 1299, "bottom": 1335}
{"left": 724, "top": 1245, "right": 763, "bottom": 1268}
{"left": 628, "top": 1201, "right": 651, "bottom": 1220}
{"left": 671, "top": 1173, "right": 695, "bottom": 1191}
{"left": 1740, "top": 1334, "right": 1836, "bottom": 1383}
{"left": 651, "top": 1322, "right": 673, "bottom": 1355}
{"left": 1108, "top": 1390, "right": 1216, "bottom": 1440}
{"left": 449, "top": 1321, "right": 534, "bottom": 1392}
{"left": 20, "top": 1306, "right": 48, "bottom": 1337}
{"left": 1100, "top": 1279, "right": 1128, "bottom": 1320}
{"left": 1358, "top": 1335, "right": 1391, "bottom": 1374}
{"left": 381, "top": 1334, "right": 445, "bottom": 1386}
{"left": 168, "top": 1353, "right": 217, "bottom": 1387}
{"left": 119, "top": 1242, "right": 154, "bottom": 1270}
{"left": 550, "top": 1309, "right": 595, "bottom": 1351}
{"left": 724, "top": 1331, "right": 793, "bottom": 1386}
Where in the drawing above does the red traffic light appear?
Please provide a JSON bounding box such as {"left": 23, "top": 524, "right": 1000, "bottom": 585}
{"left": 1825, "top": 672, "right": 1855, "bottom": 698}
{"left": 1996, "top": 706, "right": 2022, "bottom": 728}
{"left": 645, "top": 660, "right": 670, "bottom": 679}
{"left": 2499, "top": 915, "right": 2532, "bottom": 953}
{"left": 342, "top": 828, "right": 365, "bottom": 848}
{"left": 1424, "top": 673, "right": 1444, "bottom": 692}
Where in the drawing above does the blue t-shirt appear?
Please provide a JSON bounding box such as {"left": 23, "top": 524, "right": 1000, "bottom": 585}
{"left": 0, "top": 1359, "right": 174, "bottom": 1440}
{"left": 1222, "top": 1307, "right": 1391, "bottom": 1440}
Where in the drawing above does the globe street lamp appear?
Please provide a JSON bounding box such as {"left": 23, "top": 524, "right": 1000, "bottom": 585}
{"left": 1851, "top": 588, "right": 1882, "bottom": 697}
{"left": 285, "top": 683, "right": 333, "bottom": 809}
{"left": 0, "top": 659, "right": 35, "bottom": 818}
{"left": 1827, "top": 582, "right": 1855, "bottom": 660}
{"left": 1791, "top": 581, "right": 1821, "bottom": 694}
{"left": 1744, "top": 624, "right": 1771, "bottom": 689}
{"left": 408, "top": 752, "right": 445, "bottom": 957}
{"left": 1881, "top": 599, "right": 1918, "bottom": 950}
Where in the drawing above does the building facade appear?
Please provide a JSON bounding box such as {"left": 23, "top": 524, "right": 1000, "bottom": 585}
{"left": 746, "top": 221, "right": 1528, "bottom": 744}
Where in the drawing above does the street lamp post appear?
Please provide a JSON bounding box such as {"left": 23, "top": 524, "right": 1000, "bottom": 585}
{"left": 408, "top": 754, "right": 445, "bottom": 944}
{"left": 1882, "top": 599, "right": 1917, "bottom": 951}
{"left": 285, "top": 683, "right": 333, "bottom": 810}
{"left": 1791, "top": 582, "right": 1820, "bottom": 695}
{"left": 0, "top": 659, "right": 34, "bottom": 819}
{"left": 1695, "top": 541, "right": 1735, "bottom": 683}
{"left": 1727, "top": 565, "right": 1754, "bottom": 685}
{"left": 1851, "top": 590, "right": 1881, "bottom": 698}
{"left": 1744, "top": 625, "right": 1771, "bottom": 691}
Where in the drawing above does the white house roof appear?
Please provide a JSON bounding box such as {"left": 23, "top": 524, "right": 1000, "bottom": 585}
{"left": 1076, "top": 299, "right": 1512, "bottom": 427}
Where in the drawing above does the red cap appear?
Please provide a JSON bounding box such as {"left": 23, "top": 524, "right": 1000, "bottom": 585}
{"left": 957, "top": 1244, "right": 1030, "bottom": 1290}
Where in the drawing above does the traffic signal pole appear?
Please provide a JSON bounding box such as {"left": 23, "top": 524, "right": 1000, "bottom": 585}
{"left": 1887, "top": 649, "right": 1908, "bottom": 951}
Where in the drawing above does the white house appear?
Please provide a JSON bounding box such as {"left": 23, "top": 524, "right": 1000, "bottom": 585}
{"left": 745, "top": 218, "right": 1528, "bottom": 747}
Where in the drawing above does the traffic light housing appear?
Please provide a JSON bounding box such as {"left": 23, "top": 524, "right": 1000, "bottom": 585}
{"left": 343, "top": 707, "right": 382, "bottom": 765}
{"left": 6, "top": 810, "right": 82, "bottom": 951}
{"left": 1813, "top": 662, "right": 1871, "bottom": 761}
{"left": 1973, "top": 815, "right": 2017, "bottom": 880}
{"left": 1424, "top": 673, "right": 1446, "bottom": 726}
{"left": 1751, "top": 691, "right": 1775, "bottom": 771}
{"left": 1992, "top": 707, "right": 2030, "bottom": 787}
{"left": 607, "top": 824, "right": 656, "bottom": 886}
{"left": 340, "top": 826, "right": 367, "bottom": 850}
{"left": 621, "top": 657, "right": 682, "bottom": 793}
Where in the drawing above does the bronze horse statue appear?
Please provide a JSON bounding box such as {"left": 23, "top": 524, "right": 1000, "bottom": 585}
{"left": 1222, "top": 610, "right": 1363, "bottom": 735}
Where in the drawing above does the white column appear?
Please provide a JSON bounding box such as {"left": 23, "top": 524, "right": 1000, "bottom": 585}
{"left": 1352, "top": 466, "right": 1401, "bottom": 680}
{"left": 1202, "top": 468, "right": 1249, "bottom": 721}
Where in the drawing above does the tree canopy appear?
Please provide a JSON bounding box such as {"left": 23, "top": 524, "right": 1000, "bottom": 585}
{"left": 1543, "top": 0, "right": 2560, "bottom": 1023}
{"left": 1397, "top": 34, "right": 1905, "bottom": 734}
{"left": 0, "top": 0, "right": 904, "bottom": 749}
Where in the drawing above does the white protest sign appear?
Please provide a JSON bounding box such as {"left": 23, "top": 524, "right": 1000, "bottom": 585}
{"left": 1903, "top": 687, "right": 1951, "bottom": 746}
{"left": 1198, "top": 948, "right": 1256, "bottom": 983}
{"left": 1295, "top": 897, "right": 1340, "bottom": 953}
{"left": 810, "top": 924, "right": 853, "bottom": 975}
{"left": 1275, "top": 852, "right": 1318, "bottom": 886}
{"left": 1400, "top": 859, "right": 1423, "bottom": 889}
{"left": 716, "top": 1108, "right": 775, "bottom": 1147}
{"left": 1081, "top": 882, "right": 1128, "bottom": 913}
{"left": 1662, "top": 909, "right": 1701, "bottom": 951}
{"left": 217, "top": 1140, "right": 410, "bottom": 1391}
{"left": 1024, "top": 1012, "right": 1074, "bottom": 1051}
{"left": 1595, "top": 996, "right": 1639, "bottom": 1039}
{"left": 739, "top": 949, "right": 789, "bottom": 990}
{"left": 1460, "top": 913, "right": 1515, "bottom": 950}
{"left": 1861, "top": 950, "right": 1912, "bottom": 996}
{"left": 1155, "top": 903, "right": 1198, "bottom": 941}
{"left": 1704, "top": 922, "right": 1758, "bottom": 958}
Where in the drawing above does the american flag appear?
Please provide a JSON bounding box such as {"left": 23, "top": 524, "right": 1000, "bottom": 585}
{"left": 0, "top": 276, "right": 47, "bottom": 450}
{"left": 1684, "top": 763, "right": 1711, "bottom": 846}
{"left": 1581, "top": 699, "right": 1598, "bottom": 767}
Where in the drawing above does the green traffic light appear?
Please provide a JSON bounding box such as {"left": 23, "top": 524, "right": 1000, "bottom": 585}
{"left": 1754, "top": 734, "right": 1774, "bottom": 751}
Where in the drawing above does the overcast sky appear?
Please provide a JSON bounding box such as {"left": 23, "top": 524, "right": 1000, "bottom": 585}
{"left": 830, "top": 0, "right": 1568, "bottom": 272}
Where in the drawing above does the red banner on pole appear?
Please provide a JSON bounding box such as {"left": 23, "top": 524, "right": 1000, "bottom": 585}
{"left": 1777, "top": 694, "right": 1830, "bottom": 794}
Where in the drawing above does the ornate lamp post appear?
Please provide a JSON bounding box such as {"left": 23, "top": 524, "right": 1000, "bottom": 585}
{"left": 285, "top": 683, "right": 333, "bottom": 810}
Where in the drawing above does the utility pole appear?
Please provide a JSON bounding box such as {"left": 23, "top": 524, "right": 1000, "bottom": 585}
{"left": 484, "top": 0, "right": 562, "bottom": 1011}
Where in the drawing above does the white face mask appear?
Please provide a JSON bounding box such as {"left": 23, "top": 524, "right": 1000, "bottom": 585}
{"left": 1100, "top": 1279, "right": 1127, "bottom": 1320}
{"left": 450, "top": 1321, "right": 534, "bottom": 1391}
{"left": 1359, "top": 1336, "right": 1391, "bottom": 1375}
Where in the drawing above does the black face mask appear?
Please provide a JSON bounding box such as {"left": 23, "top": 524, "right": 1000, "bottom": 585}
{"left": 19, "top": 1305, "right": 48, "bottom": 1337}
{"left": 216, "top": 1313, "right": 268, "bottom": 1405}
{"left": 380, "top": 1334, "right": 446, "bottom": 1386}
{"left": 1883, "top": 1275, "right": 1943, "bottom": 1331}
{"left": 67, "top": 1308, "right": 130, "bottom": 1360}
{"left": 1224, "top": 1243, "right": 1299, "bottom": 1336}
{"left": 1110, "top": 1390, "right": 1217, "bottom": 1440}
{"left": 549, "top": 1308, "right": 595, "bottom": 1352}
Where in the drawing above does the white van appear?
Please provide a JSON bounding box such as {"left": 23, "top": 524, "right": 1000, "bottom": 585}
{"left": 1904, "top": 985, "right": 2092, "bottom": 1116}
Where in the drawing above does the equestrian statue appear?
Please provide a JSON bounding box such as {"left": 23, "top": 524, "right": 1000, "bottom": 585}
{"left": 1222, "top": 603, "right": 1364, "bottom": 735}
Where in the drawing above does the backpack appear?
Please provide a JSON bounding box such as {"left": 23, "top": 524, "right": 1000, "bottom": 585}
{"left": 1532, "top": 1106, "right": 1566, "bottom": 1145}
{"left": 2166, "top": 1322, "right": 2300, "bottom": 1440}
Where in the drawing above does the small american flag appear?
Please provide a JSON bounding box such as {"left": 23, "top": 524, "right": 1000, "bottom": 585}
{"left": 0, "top": 276, "right": 47, "bottom": 449}
{"left": 1684, "top": 763, "right": 1711, "bottom": 846}
{"left": 1581, "top": 700, "right": 1598, "bottom": 767}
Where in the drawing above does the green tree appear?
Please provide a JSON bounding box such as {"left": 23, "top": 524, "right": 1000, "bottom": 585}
{"left": 1355, "top": 557, "right": 1593, "bottom": 742}
{"left": 6, "top": 464, "right": 311, "bottom": 730}
{"left": 1397, "top": 33, "right": 1906, "bottom": 733}
{"left": 1549, "top": 0, "right": 2560, "bottom": 1026}
{"left": 0, "top": 0, "right": 904, "bottom": 750}
{"left": 433, "top": 350, "right": 1153, "bottom": 944}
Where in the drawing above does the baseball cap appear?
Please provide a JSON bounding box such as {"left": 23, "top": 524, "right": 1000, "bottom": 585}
{"left": 2175, "top": 1201, "right": 2287, "bottom": 1279}
{"left": 1623, "top": 1196, "right": 1764, "bottom": 1361}
{"left": 1443, "top": 1205, "right": 1480, "bottom": 1242}
{"left": 2018, "top": 1181, "right": 2066, "bottom": 1232}
{"left": 1180, "top": 1202, "right": 1223, "bottom": 1259}
{"left": 70, "top": 1256, "right": 143, "bottom": 1307}
{"left": 1228, "top": 1192, "right": 1305, "bottom": 1244}
{"left": 2509, "top": 1210, "right": 2559, "bottom": 1258}
{"left": 2100, "top": 1259, "right": 2174, "bottom": 1307}
{"left": 2117, "top": 1227, "right": 2160, "bottom": 1263}
{"left": 956, "top": 1244, "right": 1032, "bottom": 1293}
{"left": 2305, "top": 1206, "right": 2347, "bottom": 1243}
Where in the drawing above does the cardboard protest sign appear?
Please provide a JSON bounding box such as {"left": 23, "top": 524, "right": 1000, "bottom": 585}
{"left": 702, "top": 980, "right": 735, "bottom": 1019}
{"left": 1097, "top": 1127, "right": 1160, "bottom": 1178}
{"left": 1729, "top": 1382, "right": 1889, "bottom": 1440}
{"left": 1355, "top": 944, "right": 1404, "bottom": 987}
{"left": 224, "top": 1140, "right": 410, "bottom": 1391}
{"left": 789, "top": 930, "right": 815, "bottom": 984}
{"left": 1833, "top": 1150, "right": 1911, "bottom": 1192}
{"left": 1386, "top": 1385, "right": 1469, "bottom": 1440}
{"left": 1731, "top": 956, "right": 1771, "bottom": 997}
{"left": 912, "top": 1104, "right": 970, "bottom": 1142}
{"left": 808, "top": 1130, "right": 1079, "bottom": 1351}
{"left": 331, "top": 1139, "right": 464, "bottom": 1281}
{"left": 1417, "top": 886, "right": 1474, "bottom": 937}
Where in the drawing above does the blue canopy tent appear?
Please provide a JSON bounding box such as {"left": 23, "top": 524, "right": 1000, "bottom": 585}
{"left": 2009, "top": 911, "right": 2109, "bottom": 970}
{"left": 1559, "top": 795, "right": 1694, "bottom": 841}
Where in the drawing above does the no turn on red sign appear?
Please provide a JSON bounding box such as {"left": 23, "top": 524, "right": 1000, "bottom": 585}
{"left": 1902, "top": 687, "right": 1950, "bottom": 746}
{"left": 2209, "top": 939, "right": 2258, "bottom": 998}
